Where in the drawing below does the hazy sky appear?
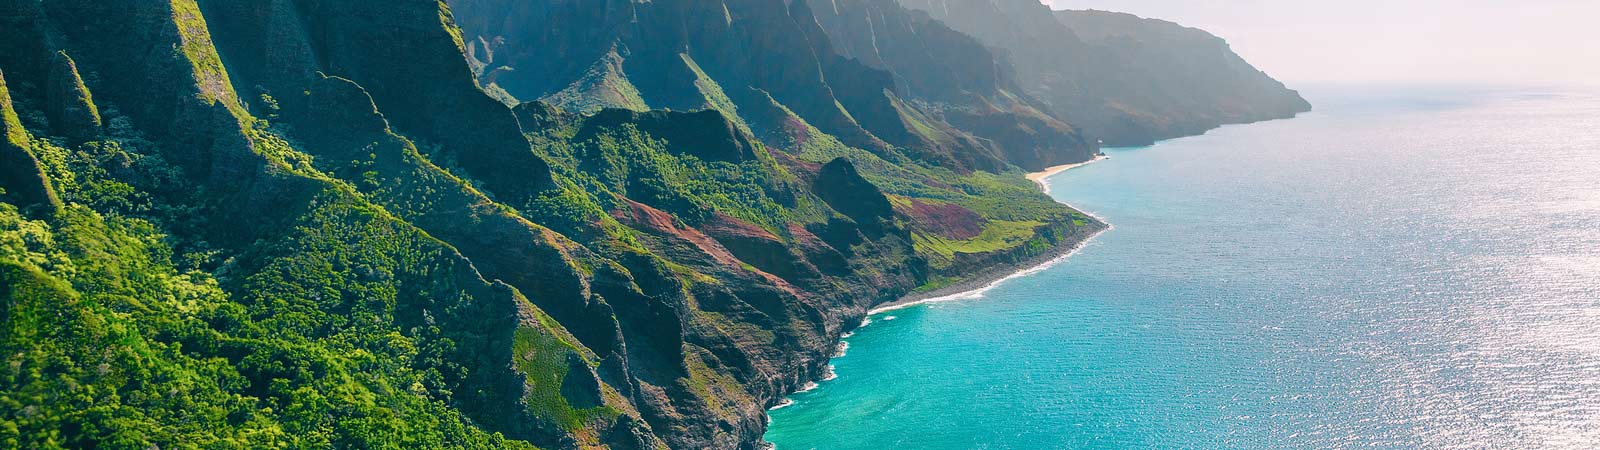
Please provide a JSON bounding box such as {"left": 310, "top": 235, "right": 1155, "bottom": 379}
{"left": 1044, "top": 0, "right": 1600, "bottom": 86}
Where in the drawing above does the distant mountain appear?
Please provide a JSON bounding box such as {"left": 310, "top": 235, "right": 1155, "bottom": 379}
{"left": 805, "top": 0, "right": 1097, "bottom": 170}
{"left": 449, "top": 0, "right": 1096, "bottom": 172}
{"left": 1, "top": 0, "right": 1302, "bottom": 448}
{"left": 0, "top": 1, "right": 1097, "bottom": 449}
{"left": 899, "top": 0, "right": 1312, "bottom": 146}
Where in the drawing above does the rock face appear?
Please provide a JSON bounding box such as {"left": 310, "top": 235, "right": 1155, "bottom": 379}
{"left": 446, "top": 0, "right": 1097, "bottom": 172}
{"left": 0, "top": 0, "right": 1290, "bottom": 449}
{"left": 898, "top": 0, "right": 1311, "bottom": 146}
{"left": 197, "top": 0, "right": 554, "bottom": 200}
{"left": 814, "top": 158, "right": 895, "bottom": 229}
{"left": 806, "top": 0, "right": 1097, "bottom": 170}
{"left": 0, "top": 69, "right": 62, "bottom": 216}
{"left": 44, "top": 51, "right": 101, "bottom": 144}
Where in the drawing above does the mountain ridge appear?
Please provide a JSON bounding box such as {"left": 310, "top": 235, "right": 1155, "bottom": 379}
{"left": 1, "top": 1, "right": 1299, "bottom": 448}
{"left": 898, "top": 0, "right": 1311, "bottom": 146}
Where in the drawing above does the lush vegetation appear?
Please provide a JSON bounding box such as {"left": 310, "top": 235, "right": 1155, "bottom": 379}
{"left": 0, "top": 201, "right": 537, "bottom": 449}
{"left": 0, "top": 1, "right": 1105, "bottom": 448}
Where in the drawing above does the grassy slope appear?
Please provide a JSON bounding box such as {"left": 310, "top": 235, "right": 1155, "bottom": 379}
{"left": 0, "top": 1, "right": 1099, "bottom": 449}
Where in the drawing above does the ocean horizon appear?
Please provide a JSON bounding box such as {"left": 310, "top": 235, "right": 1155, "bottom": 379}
{"left": 765, "top": 83, "right": 1600, "bottom": 449}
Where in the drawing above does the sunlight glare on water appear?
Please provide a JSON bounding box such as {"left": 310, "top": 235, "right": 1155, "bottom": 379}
{"left": 764, "top": 85, "right": 1600, "bottom": 449}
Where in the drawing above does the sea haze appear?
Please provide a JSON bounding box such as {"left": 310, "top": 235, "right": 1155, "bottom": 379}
{"left": 764, "top": 85, "right": 1600, "bottom": 449}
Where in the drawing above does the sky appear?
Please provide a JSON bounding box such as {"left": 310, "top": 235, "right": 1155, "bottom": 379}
{"left": 1044, "top": 0, "right": 1600, "bottom": 86}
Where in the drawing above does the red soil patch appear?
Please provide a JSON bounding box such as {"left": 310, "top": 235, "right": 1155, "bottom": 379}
{"left": 898, "top": 199, "right": 985, "bottom": 240}
{"left": 783, "top": 116, "right": 810, "bottom": 148}
{"left": 612, "top": 201, "right": 740, "bottom": 268}
{"left": 772, "top": 151, "right": 822, "bottom": 180}
{"left": 610, "top": 202, "right": 802, "bottom": 295}
{"left": 700, "top": 213, "right": 782, "bottom": 242}
{"left": 785, "top": 223, "right": 827, "bottom": 249}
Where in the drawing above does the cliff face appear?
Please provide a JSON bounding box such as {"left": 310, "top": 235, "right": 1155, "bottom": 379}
{"left": 1, "top": 0, "right": 1097, "bottom": 449}
{"left": 0, "top": 68, "right": 61, "bottom": 217}
{"left": 446, "top": 0, "right": 1097, "bottom": 172}
{"left": 1, "top": 0, "right": 1305, "bottom": 448}
{"left": 804, "top": 0, "right": 1097, "bottom": 170}
{"left": 898, "top": 0, "right": 1311, "bottom": 146}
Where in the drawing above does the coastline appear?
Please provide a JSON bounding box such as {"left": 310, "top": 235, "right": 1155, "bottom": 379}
{"left": 1026, "top": 155, "right": 1108, "bottom": 194}
{"left": 867, "top": 154, "right": 1110, "bottom": 315}
{"left": 765, "top": 155, "right": 1111, "bottom": 416}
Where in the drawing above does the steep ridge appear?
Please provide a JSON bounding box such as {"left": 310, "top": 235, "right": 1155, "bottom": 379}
{"left": 2, "top": 1, "right": 618, "bottom": 448}
{"left": 1, "top": 0, "right": 1098, "bottom": 449}
{"left": 899, "top": 0, "right": 1311, "bottom": 146}
{"left": 446, "top": 0, "right": 1096, "bottom": 172}
{"left": 805, "top": 0, "right": 1097, "bottom": 170}
{"left": 0, "top": 69, "right": 62, "bottom": 217}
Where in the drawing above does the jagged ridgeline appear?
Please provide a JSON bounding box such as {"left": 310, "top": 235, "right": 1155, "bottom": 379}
{"left": 0, "top": 0, "right": 1096, "bottom": 449}
{"left": 449, "top": 0, "right": 1100, "bottom": 172}
{"left": 899, "top": 0, "right": 1312, "bottom": 146}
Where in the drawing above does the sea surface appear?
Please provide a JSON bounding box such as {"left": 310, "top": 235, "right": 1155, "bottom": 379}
{"left": 764, "top": 85, "right": 1600, "bottom": 449}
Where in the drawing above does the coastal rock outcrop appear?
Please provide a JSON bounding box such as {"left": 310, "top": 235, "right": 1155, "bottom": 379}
{"left": 0, "top": 0, "right": 1299, "bottom": 448}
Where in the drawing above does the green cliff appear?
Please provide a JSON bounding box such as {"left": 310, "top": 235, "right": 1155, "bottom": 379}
{"left": 899, "top": 0, "right": 1312, "bottom": 146}
{"left": 1, "top": 0, "right": 1299, "bottom": 448}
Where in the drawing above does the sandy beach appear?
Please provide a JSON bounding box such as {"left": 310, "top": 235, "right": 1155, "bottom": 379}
{"left": 1026, "top": 155, "right": 1108, "bottom": 193}
{"left": 866, "top": 155, "right": 1111, "bottom": 315}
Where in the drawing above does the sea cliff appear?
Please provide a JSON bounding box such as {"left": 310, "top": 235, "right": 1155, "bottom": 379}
{"left": 0, "top": 1, "right": 1298, "bottom": 448}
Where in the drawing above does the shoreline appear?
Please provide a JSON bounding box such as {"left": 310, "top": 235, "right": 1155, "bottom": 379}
{"left": 1026, "top": 155, "right": 1108, "bottom": 194}
{"left": 867, "top": 154, "right": 1110, "bottom": 315}
{"left": 766, "top": 155, "right": 1111, "bottom": 415}
{"left": 867, "top": 222, "right": 1107, "bottom": 315}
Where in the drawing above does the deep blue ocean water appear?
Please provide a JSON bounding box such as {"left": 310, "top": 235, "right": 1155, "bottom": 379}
{"left": 764, "top": 85, "right": 1600, "bottom": 449}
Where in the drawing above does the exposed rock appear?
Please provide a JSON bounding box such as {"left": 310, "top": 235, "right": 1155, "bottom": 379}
{"left": 701, "top": 213, "right": 822, "bottom": 285}
{"left": 42, "top": 0, "right": 262, "bottom": 187}
{"left": 288, "top": 74, "right": 646, "bottom": 447}
{"left": 44, "top": 51, "right": 100, "bottom": 144}
{"left": 814, "top": 158, "right": 894, "bottom": 229}
{"left": 0, "top": 69, "right": 62, "bottom": 216}
{"left": 198, "top": 0, "right": 554, "bottom": 200}
{"left": 512, "top": 100, "right": 578, "bottom": 133}
{"left": 299, "top": 75, "right": 389, "bottom": 141}
{"left": 0, "top": 1, "right": 1135, "bottom": 449}
{"left": 897, "top": 198, "right": 986, "bottom": 240}
{"left": 447, "top": 0, "right": 1089, "bottom": 173}
{"left": 898, "top": 0, "right": 1311, "bottom": 146}
{"left": 787, "top": 223, "right": 852, "bottom": 276}
{"left": 807, "top": 0, "right": 1097, "bottom": 170}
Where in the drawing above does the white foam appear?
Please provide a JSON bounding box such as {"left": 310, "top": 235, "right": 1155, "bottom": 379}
{"left": 867, "top": 222, "right": 1110, "bottom": 315}
{"left": 769, "top": 157, "right": 1116, "bottom": 424}
{"left": 1028, "top": 155, "right": 1107, "bottom": 195}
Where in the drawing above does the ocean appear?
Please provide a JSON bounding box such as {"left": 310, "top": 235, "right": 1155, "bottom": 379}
{"left": 763, "top": 85, "right": 1600, "bottom": 449}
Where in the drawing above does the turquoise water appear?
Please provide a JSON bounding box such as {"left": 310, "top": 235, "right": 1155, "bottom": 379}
{"left": 764, "top": 86, "right": 1600, "bottom": 449}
